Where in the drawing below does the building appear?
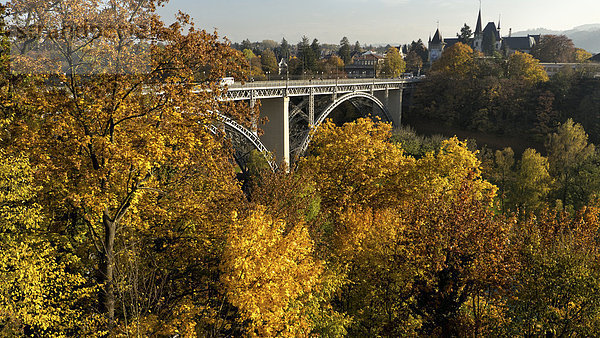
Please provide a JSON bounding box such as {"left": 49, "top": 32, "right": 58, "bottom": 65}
{"left": 346, "top": 51, "right": 385, "bottom": 78}
{"left": 428, "top": 29, "right": 445, "bottom": 62}
{"left": 278, "top": 58, "right": 288, "bottom": 75}
{"left": 428, "top": 7, "right": 539, "bottom": 63}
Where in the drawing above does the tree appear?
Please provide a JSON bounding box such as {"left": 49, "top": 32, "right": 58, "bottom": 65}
{"left": 509, "top": 148, "right": 552, "bottom": 212}
{"left": 506, "top": 51, "right": 549, "bottom": 85}
{"left": 353, "top": 40, "right": 362, "bottom": 53}
{"left": 311, "top": 38, "right": 322, "bottom": 71}
{"left": 7, "top": 0, "right": 248, "bottom": 333}
{"left": 405, "top": 50, "right": 423, "bottom": 74}
{"left": 430, "top": 42, "right": 476, "bottom": 78}
{"left": 489, "top": 147, "right": 515, "bottom": 212}
{"left": 382, "top": 47, "right": 406, "bottom": 77}
{"left": 546, "top": 119, "right": 595, "bottom": 209}
{"left": 261, "top": 39, "right": 278, "bottom": 51}
{"left": 457, "top": 23, "right": 473, "bottom": 45}
{"left": 298, "top": 36, "right": 316, "bottom": 73}
{"left": 324, "top": 55, "right": 345, "bottom": 76}
{"left": 244, "top": 49, "right": 265, "bottom": 79}
{"left": 279, "top": 37, "right": 290, "bottom": 60}
{"left": 221, "top": 207, "right": 323, "bottom": 336}
{"left": 339, "top": 37, "right": 351, "bottom": 65}
{"left": 504, "top": 210, "right": 600, "bottom": 336}
{"left": 408, "top": 39, "right": 429, "bottom": 65}
{"left": 241, "top": 38, "right": 253, "bottom": 51}
{"left": 531, "top": 35, "right": 576, "bottom": 63}
{"left": 261, "top": 48, "right": 278, "bottom": 74}
{"left": 575, "top": 48, "right": 593, "bottom": 63}
{"left": 0, "top": 151, "right": 102, "bottom": 335}
{"left": 299, "top": 121, "right": 506, "bottom": 335}
{"left": 299, "top": 119, "right": 414, "bottom": 212}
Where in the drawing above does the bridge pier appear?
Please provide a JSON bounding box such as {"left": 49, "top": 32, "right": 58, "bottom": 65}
{"left": 380, "top": 88, "right": 403, "bottom": 126}
{"left": 258, "top": 96, "right": 290, "bottom": 165}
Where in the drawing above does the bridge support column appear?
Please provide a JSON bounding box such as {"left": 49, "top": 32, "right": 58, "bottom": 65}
{"left": 259, "top": 96, "right": 290, "bottom": 165}
{"left": 386, "top": 88, "right": 403, "bottom": 126}
{"left": 250, "top": 96, "right": 257, "bottom": 134}
{"left": 309, "top": 89, "right": 315, "bottom": 126}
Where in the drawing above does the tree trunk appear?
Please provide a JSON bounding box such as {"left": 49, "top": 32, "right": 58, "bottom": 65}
{"left": 100, "top": 211, "right": 116, "bottom": 332}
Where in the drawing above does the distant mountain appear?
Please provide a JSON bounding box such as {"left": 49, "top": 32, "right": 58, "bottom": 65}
{"left": 513, "top": 24, "right": 600, "bottom": 53}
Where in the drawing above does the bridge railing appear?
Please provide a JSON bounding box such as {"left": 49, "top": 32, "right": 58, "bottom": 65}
{"left": 227, "top": 77, "right": 423, "bottom": 89}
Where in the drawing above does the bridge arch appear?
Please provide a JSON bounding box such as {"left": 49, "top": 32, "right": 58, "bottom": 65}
{"left": 296, "top": 92, "right": 391, "bottom": 157}
{"left": 209, "top": 112, "right": 278, "bottom": 171}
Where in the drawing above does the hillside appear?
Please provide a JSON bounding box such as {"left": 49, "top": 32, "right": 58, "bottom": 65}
{"left": 514, "top": 24, "right": 600, "bottom": 53}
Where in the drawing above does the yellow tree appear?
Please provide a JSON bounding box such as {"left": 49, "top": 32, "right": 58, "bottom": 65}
{"left": 575, "top": 48, "right": 593, "bottom": 63}
{"left": 0, "top": 151, "right": 102, "bottom": 335}
{"left": 506, "top": 51, "right": 549, "bottom": 85}
{"left": 298, "top": 118, "right": 415, "bottom": 213}
{"left": 300, "top": 119, "right": 508, "bottom": 335}
{"left": 430, "top": 42, "right": 477, "bottom": 78}
{"left": 221, "top": 207, "right": 323, "bottom": 336}
{"left": 382, "top": 47, "right": 406, "bottom": 77}
{"left": 7, "top": 0, "right": 248, "bottom": 332}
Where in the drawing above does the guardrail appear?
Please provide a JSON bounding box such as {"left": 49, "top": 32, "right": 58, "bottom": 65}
{"left": 227, "top": 77, "right": 424, "bottom": 89}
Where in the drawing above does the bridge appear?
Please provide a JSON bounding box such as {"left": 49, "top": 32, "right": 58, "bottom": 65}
{"left": 210, "top": 77, "right": 422, "bottom": 168}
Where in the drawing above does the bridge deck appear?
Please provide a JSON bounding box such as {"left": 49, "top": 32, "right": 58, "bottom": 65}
{"left": 222, "top": 77, "right": 422, "bottom": 100}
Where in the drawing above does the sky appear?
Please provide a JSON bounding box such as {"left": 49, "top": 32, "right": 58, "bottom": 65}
{"left": 157, "top": 0, "right": 600, "bottom": 45}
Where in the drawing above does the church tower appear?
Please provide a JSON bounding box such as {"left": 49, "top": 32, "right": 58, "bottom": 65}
{"left": 428, "top": 28, "right": 445, "bottom": 63}
{"left": 473, "top": 6, "right": 483, "bottom": 52}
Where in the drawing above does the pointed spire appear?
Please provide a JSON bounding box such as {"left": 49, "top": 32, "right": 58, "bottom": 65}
{"left": 498, "top": 14, "right": 501, "bottom": 30}
{"left": 475, "top": 2, "right": 482, "bottom": 35}
{"left": 432, "top": 28, "right": 443, "bottom": 44}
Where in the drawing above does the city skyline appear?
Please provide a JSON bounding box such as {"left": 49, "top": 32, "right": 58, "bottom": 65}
{"left": 157, "top": 0, "right": 600, "bottom": 45}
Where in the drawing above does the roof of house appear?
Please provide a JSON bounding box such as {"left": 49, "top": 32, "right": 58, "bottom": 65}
{"left": 443, "top": 38, "right": 461, "bottom": 49}
{"left": 503, "top": 36, "right": 535, "bottom": 50}
{"left": 475, "top": 9, "right": 483, "bottom": 35}
{"left": 431, "top": 28, "right": 443, "bottom": 44}
{"left": 591, "top": 53, "right": 600, "bottom": 62}
{"left": 359, "top": 51, "right": 384, "bottom": 59}
{"left": 483, "top": 22, "right": 501, "bottom": 40}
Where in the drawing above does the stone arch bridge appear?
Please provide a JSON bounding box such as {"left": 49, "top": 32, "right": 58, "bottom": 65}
{"left": 213, "top": 77, "right": 421, "bottom": 169}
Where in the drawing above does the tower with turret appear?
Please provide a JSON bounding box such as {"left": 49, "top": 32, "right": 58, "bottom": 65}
{"left": 428, "top": 28, "right": 445, "bottom": 63}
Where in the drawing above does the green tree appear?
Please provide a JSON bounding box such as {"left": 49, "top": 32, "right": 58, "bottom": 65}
{"left": 353, "top": 40, "right": 362, "bottom": 53}
{"left": 509, "top": 148, "right": 552, "bottom": 212}
{"left": 490, "top": 147, "right": 515, "bottom": 212}
{"left": 339, "top": 36, "right": 351, "bottom": 65}
{"left": 311, "top": 38, "right": 322, "bottom": 71}
{"left": 279, "top": 37, "right": 290, "bottom": 60}
{"left": 546, "top": 119, "right": 595, "bottom": 209}
{"left": 299, "top": 36, "right": 316, "bottom": 73}
{"left": 457, "top": 23, "right": 473, "bottom": 45}
{"left": 405, "top": 50, "right": 423, "bottom": 74}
